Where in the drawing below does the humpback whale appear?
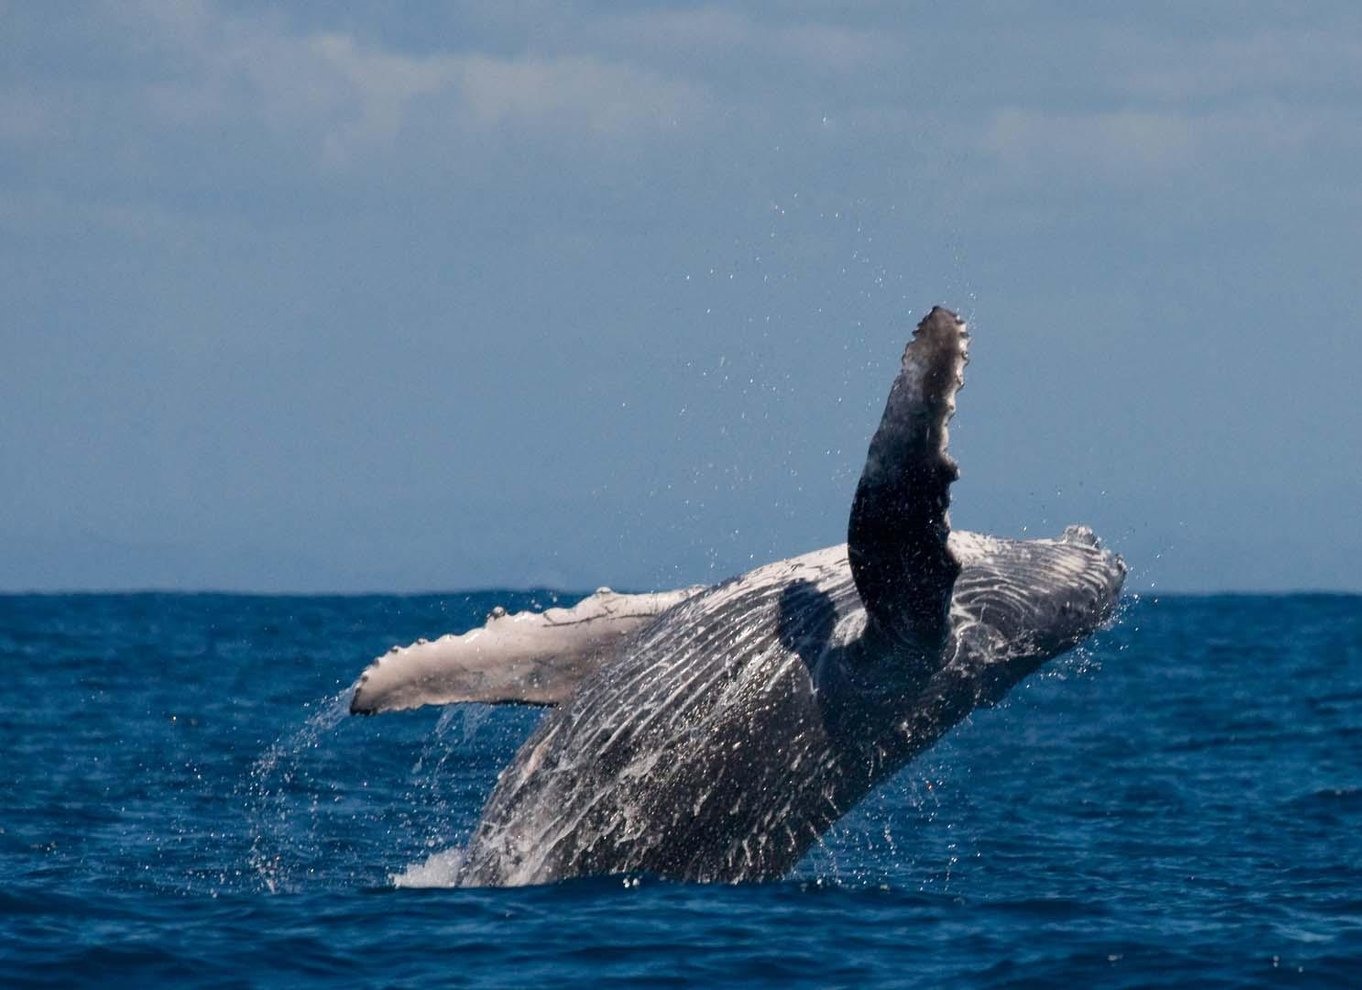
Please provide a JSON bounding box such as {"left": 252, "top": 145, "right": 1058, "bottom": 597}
{"left": 349, "top": 307, "right": 1125, "bottom": 886}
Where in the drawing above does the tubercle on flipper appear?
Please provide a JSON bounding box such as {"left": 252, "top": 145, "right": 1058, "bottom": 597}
{"left": 903, "top": 305, "right": 969, "bottom": 444}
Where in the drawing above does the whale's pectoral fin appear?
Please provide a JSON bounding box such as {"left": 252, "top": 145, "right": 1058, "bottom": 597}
{"left": 348, "top": 586, "right": 706, "bottom": 715}
{"left": 848, "top": 306, "right": 968, "bottom": 651}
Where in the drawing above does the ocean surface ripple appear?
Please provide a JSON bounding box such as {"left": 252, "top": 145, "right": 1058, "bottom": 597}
{"left": 1, "top": 592, "right": 1359, "bottom": 987}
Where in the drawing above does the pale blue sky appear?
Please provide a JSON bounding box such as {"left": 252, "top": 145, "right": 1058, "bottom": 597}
{"left": 2, "top": 2, "right": 1359, "bottom": 593}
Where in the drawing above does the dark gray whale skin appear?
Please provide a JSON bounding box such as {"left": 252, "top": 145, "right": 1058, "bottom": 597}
{"left": 453, "top": 308, "right": 1126, "bottom": 886}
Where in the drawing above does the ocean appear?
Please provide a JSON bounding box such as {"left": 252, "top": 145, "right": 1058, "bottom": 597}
{"left": 1, "top": 591, "right": 1358, "bottom": 987}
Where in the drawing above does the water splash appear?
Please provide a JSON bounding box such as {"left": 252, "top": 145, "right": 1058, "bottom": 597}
{"left": 243, "top": 689, "right": 352, "bottom": 894}
{"left": 413, "top": 704, "right": 494, "bottom": 775}
{"left": 243, "top": 682, "right": 516, "bottom": 892}
{"left": 797, "top": 768, "right": 953, "bottom": 889}
{"left": 392, "top": 846, "right": 468, "bottom": 888}
{"left": 391, "top": 705, "right": 502, "bottom": 888}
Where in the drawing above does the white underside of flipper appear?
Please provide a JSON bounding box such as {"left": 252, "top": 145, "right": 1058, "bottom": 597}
{"left": 349, "top": 586, "right": 706, "bottom": 714}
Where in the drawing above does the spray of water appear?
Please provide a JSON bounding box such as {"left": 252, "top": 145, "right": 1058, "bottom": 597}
{"left": 243, "top": 689, "right": 352, "bottom": 893}
{"left": 242, "top": 689, "right": 508, "bottom": 893}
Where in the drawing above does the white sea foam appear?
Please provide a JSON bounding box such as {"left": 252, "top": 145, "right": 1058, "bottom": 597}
{"left": 392, "top": 847, "right": 466, "bottom": 888}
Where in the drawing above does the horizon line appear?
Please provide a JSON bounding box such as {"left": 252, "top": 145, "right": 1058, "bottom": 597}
{"left": 1, "top": 586, "right": 1358, "bottom": 600}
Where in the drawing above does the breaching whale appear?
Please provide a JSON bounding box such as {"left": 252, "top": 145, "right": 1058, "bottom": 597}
{"left": 349, "top": 307, "right": 1125, "bottom": 886}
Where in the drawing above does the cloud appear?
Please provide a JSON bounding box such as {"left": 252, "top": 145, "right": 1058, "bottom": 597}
{"left": 8, "top": 3, "right": 1356, "bottom": 205}
{"left": 455, "top": 54, "right": 706, "bottom": 134}
{"left": 96, "top": 1, "right": 708, "bottom": 165}
{"left": 985, "top": 108, "right": 1200, "bottom": 176}
{"left": 975, "top": 21, "right": 1362, "bottom": 188}
{"left": 596, "top": 6, "right": 902, "bottom": 73}
{"left": 980, "top": 100, "right": 1352, "bottom": 198}
{"left": 1119, "top": 29, "right": 1362, "bottom": 102}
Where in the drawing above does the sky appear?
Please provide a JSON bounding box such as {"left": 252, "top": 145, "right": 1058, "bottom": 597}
{"left": 2, "top": 1, "right": 1359, "bottom": 594}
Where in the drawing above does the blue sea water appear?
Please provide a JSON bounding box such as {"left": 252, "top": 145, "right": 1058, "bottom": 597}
{"left": 1, "top": 591, "right": 1359, "bottom": 988}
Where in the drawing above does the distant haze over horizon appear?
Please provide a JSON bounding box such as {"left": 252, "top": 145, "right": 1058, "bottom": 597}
{"left": 3, "top": 3, "right": 1359, "bottom": 595}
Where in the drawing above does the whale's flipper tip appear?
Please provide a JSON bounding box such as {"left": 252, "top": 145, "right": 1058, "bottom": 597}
{"left": 349, "top": 681, "right": 380, "bottom": 715}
